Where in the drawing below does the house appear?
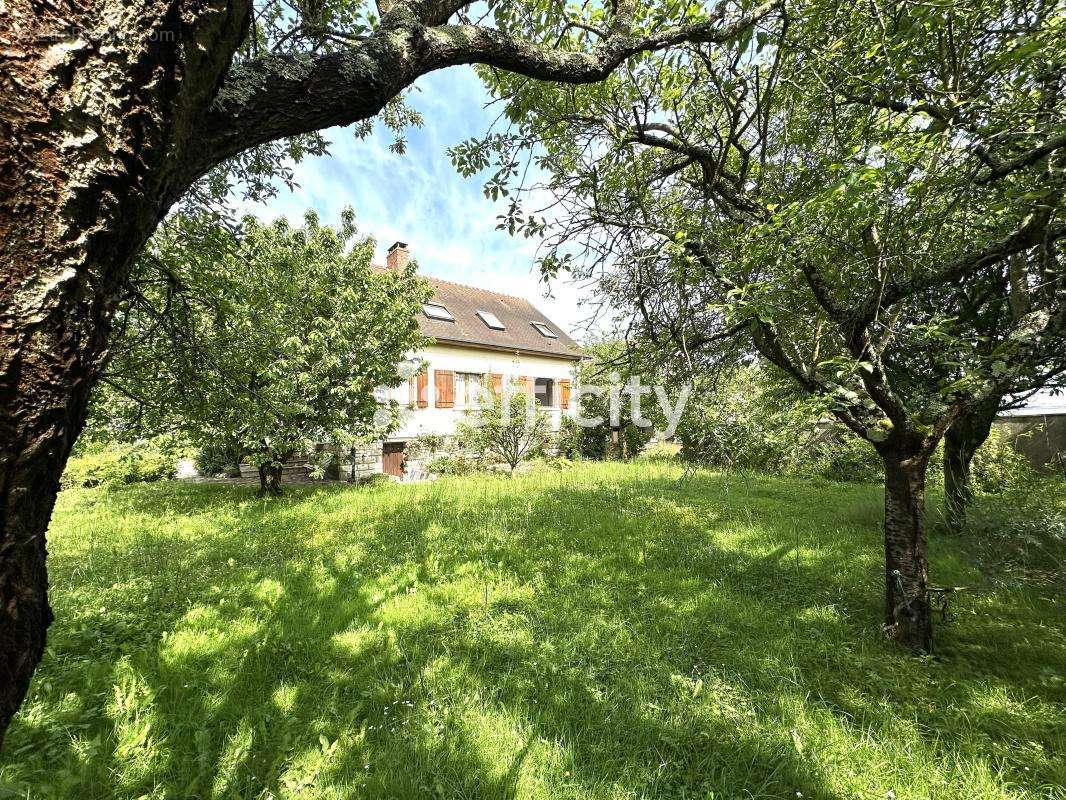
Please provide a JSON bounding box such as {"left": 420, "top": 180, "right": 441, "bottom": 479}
{"left": 345, "top": 242, "right": 584, "bottom": 480}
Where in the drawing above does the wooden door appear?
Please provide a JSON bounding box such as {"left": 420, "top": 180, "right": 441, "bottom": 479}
{"left": 382, "top": 442, "right": 406, "bottom": 478}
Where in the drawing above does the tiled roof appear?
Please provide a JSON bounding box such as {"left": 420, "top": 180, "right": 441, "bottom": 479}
{"left": 418, "top": 275, "right": 584, "bottom": 359}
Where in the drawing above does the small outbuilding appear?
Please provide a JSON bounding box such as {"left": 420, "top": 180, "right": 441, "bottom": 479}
{"left": 996, "top": 389, "right": 1066, "bottom": 472}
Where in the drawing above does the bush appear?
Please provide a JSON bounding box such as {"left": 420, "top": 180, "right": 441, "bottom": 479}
{"left": 677, "top": 368, "right": 820, "bottom": 473}
{"left": 426, "top": 452, "right": 482, "bottom": 476}
{"left": 406, "top": 434, "right": 448, "bottom": 463}
{"left": 967, "top": 477, "right": 1066, "bottom": 587}
{"left": 638, "top": 441, "right": 682, "bottom": 461}
{"left": 553, "top": 415, "right": 584, "bottom": 459}
{"left": 537, "top": 455, "right": 578, "bottom": 471}
{"left": 965, "top": 425, "right": 1033, "bottom": 494}
{"left": 572, "top": 393, "right": 654, "bottom": 460}
{"left": 678, "top": 367, "right": 1036, "bottom": 491}
{"left": 456, "top": 395, "right": 551, "bottom": 474}
{"left": 797, "top": 430, "right": 883, "bottom": 483}
{"left": 62, "top": 439, "right": 177, "bottom": 489}
{"left": 194, "top": 439, "right": 243, "bottom": 478}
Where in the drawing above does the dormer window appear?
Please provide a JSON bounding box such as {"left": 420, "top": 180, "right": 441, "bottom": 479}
{"left": 422, "top": 302, "right": 455, "bottom": 322}
{"left": 476, "top": 310, "right": 505, "bottom": 330}
{"left": 531, "top": 321, "right": 558, "bottom": 338}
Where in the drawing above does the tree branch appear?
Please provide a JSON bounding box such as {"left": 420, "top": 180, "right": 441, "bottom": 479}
{"left": 870, "top": 215, "right": 1066, "bottom": 316}
{"left": 976, "top": 131, "right": 1066, "bottom": 184}
{"left": 197, "top": 0, "right": 780, "bottom": 172}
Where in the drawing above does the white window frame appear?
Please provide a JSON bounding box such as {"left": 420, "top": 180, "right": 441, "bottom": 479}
{"left": 531, "top": 321, "right": 558, "bottom": 338}
{"left": 422, "top": 302, "right": 455, "bottom": 321}
{"left": 476, "top": 309, "right": 506, "bottom": 330}
{"left": 453, "top": 371, "right": 487, "bottom": 408}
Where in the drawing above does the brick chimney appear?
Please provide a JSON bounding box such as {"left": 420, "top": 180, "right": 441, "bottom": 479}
{"left": 386, "top": 241, "right": 410, "bottom": 271}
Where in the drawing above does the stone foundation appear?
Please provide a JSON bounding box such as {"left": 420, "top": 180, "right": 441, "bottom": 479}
{"left": 337, "top": 442, "right": 384, "bottom": 481}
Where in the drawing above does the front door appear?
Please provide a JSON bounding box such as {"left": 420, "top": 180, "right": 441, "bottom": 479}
{"left": 382, "top": 442, "right": 405, "bottom": 478}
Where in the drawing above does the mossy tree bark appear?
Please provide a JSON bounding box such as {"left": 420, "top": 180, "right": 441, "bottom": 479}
{"left": 0, "top": 0, "right": 250, "bottom": 745}
{"left": 880, "top": 446, "right": 934, "bottom": 653}
{"left": 943, "top": 396, "right": 1001, "bottom": 535}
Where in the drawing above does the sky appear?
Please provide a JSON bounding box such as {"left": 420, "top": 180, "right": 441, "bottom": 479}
{"left": 249, "top": 65, "right": 600, "bottom": 340}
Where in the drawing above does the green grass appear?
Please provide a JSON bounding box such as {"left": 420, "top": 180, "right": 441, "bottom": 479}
{"left": 1, "top": 461, "right": 1063, "bottom": 799}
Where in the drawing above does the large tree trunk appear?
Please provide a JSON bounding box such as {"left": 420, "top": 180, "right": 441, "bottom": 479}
{"left": 0, "top": 0, "right": 249, "bottom": 745}
{"left": 881, "top": 449, "right": 934, "bottom": 653}
{"left": 257, "top": 463, "right": 284, "bottom": 497}
{"left": 943, "top": 396, "right": 1001, "bottom": 535}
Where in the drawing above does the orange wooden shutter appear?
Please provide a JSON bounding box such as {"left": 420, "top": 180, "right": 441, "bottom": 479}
{"left": 416, "top": 370, "right": 429, "bottom": 408}
{"left": 519, "top": 376, "right": 533, "bottom": 396}
{"left": 435, "top": 370, "right": 454, "bottom": 408}
{"left": 559, "top": 379, "right": 571, "bottom": 410}
{"left": 490, "top": 373, "right": 504, "bottom": 398}
{"left": 407, "top": 375, "right": 417, "bottom": 408}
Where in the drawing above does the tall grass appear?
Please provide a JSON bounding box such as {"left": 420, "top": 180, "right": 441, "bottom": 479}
{"left": 1, "top": 462, "right": 1062, "bottom": 799}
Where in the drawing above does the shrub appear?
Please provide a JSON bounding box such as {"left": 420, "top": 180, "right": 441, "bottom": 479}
{"left": 406, "top": 434, "right": 448, "bottom": 463}
{"left": 426, "top": 452, "right": 482, "bottom": 476}
{"left": 678, "top": 367, "right": 1035, "bottom": 491}
{"left": 573, "top": 391, "right": 655, "bottom": 459}
{"left": 796, "top": 430, "right": 883, "bottom": 484}
{"left": 537, "top": 455, "right": 578, "bottom": 471}
{"left": 456, "top": 394, "right": 551, "bottom": 475}
{"left": 638, "top": 441, "right": 682, "bottom": 462}
{"left": 62, "top": 439, "right": 177, "bottom": 489}
{"left": 965, "top": 425, "right": 1033, "bottom": 494}
{"left": 553, "top": 415, "right": 584, "bottom": 459}
{"left": 677, "top": 368, "right": 818, "bottom": 473}
{"left": 967, "top": 477, "right": 1066, "bottom": 587}
{"left": 194, "top": 440, "right": 243, "bottom": 478}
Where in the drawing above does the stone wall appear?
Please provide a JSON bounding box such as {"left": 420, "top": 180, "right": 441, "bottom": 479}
{"left": 337, "top": 442, "right": 384, "bottom": 482}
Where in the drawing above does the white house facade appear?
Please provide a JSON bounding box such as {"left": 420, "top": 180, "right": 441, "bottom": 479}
{"left": 345, "top": 242, "right": 584, "bottom": 480}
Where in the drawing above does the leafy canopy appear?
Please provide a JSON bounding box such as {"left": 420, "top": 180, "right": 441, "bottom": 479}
{"left": 460, "top": 0, "right": 1064, "bottom": 454}
{"left": 101, "top": 210, "right": 430, "bottom": 465}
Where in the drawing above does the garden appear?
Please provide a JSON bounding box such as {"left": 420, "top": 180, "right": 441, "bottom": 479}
{"left": 3, "top": 0, "right": 1065, "bottom": 794}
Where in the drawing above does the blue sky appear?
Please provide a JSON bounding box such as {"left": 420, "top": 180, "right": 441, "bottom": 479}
{"left": 250, "top": 66, "right": 597, "bottom": 338}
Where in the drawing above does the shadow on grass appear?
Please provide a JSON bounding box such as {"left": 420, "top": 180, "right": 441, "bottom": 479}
{"left": 1, "top": 466, "right": 1062, "bottom": 798}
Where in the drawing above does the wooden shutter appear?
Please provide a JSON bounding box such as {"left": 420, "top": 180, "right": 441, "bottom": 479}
{"left": 416, "top": 370, "right": 429, "bottom": 408}
{"left": 559, "top": 379, "right": 571, "bottom": 410}
{"left": 435, "top": 370, "right": 455, "bottom": 408}
{"left": 489, "top": 373, "right": 504, "bottom": 398}
{"left": 519, "top": 376, "right": 533, "bottom": 396}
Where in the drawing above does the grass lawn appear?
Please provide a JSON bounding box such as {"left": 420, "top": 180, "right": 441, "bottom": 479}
{"left": 1, "top": 461, "right": 1063, "bottom": 799}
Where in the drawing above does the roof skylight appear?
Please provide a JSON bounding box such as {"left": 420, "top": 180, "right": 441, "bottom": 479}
{"left": 476, "top": 310, "right": 505, "bottom": 330}
{"left": 422, "top": 302, "right": 455, "bottom": 322}
{"left": 531, "top": 322, "right": 558, "bottom": 338}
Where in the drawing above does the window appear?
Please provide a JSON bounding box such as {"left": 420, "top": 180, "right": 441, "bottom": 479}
{"left": 454, "top": 372, "right": 487, "bottom": 407}
{"left": 534, "top": 377, "right": 555, "bottom": 407}
{"left": 422, "top": 302, "right": 455, "bottom": 321}
{"left": 476, "top": 310, "right": 505, "bottom": 330}
{"left": 531, "top": 321, "right": 558, "bottom": 338}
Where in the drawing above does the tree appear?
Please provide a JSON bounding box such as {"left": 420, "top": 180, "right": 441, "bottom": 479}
{"left": 102, "top": 210, "right": 428, "bottom": 496}
{"left": 0, "top": 0, "right": 775, "bottom": 740}
{"left": 458, "top": 389, "right": 550, "bottom": 475}
{"left": 570, "top": 340, "right": 657, "bottom": 459}
{"left": 461, "top": 0, "right": 1064, "bottom": 651}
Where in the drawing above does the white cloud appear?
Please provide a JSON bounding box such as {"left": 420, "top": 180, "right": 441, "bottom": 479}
{"left": 246, "top": 66, "right": 611, "bottom": 341}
